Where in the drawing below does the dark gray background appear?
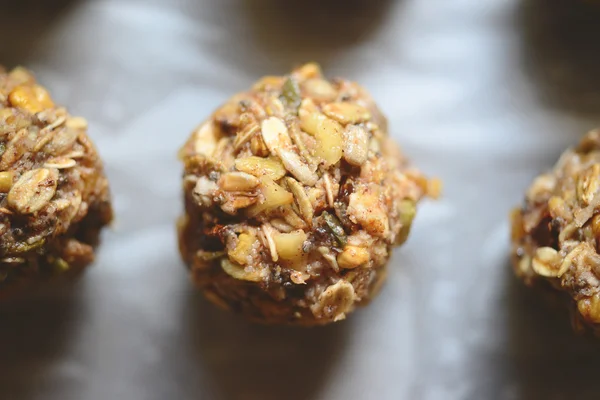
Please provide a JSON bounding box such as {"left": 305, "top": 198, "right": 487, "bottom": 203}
{"left": 1, "top": 0, "right": 600, "bottom": 399}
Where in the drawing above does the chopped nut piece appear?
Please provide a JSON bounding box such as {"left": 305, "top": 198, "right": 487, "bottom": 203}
{"left": 314, "top": 118, "right": 343, "bottom": 167}
{"left": 337, "top": 245, "right": 370, "bottom": 269}
{"left": 178, "top": 63, "right": 432, "bottom": 325}
{"left": 247, "top": 177, "right": 294, "bottom": 217}
{"left": 8, "top": 84, "right": 55, "bottom": 114}
{"left": 273, "top": 230, "right": 307, "bottom": 266}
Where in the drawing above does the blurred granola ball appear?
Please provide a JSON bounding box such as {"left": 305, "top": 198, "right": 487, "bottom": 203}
{"left": 178, "top": 63, "right": 436, "bottom": 325}
{"left": 511, "top": 130, "right": 600, "bottom": 335}
{"left": 0, "top": 66, "right": 113, "bottom": 297}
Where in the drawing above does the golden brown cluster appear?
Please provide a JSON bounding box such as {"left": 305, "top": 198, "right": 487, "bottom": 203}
{"left": 512, "top": 130, "right": 600, "bottom": 334}
{"left": 178, "top": 63, "right": 436, "bottom": 325}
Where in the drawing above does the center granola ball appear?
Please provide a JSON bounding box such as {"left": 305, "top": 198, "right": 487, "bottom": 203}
{"left": 178, "top": 63, "right": 435, "bottom": 325}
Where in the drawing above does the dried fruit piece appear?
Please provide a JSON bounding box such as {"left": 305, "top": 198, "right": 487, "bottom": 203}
{"left": 247, "top": 177, "right": 294, "bottom": 217}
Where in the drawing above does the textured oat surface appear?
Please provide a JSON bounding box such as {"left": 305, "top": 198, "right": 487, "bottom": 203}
{"left": 178, "top": 64, "right": 433, "bottom": 325}
{"left": 511, "top": 131, "right": 600, "bottom": 334}
{"left": 0, "top": 66, "right": 112, "bottom": 295}
{"left": 2, "top": 0, "right": 600, "bottom": 399}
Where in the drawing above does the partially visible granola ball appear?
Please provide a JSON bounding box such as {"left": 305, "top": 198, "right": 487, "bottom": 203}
{"left": 511, "top": 130, "right": 600, "bottom": 335}
{"left": 0, "top": 66, "right": 113, "bottom": 297}
{"left": 178, "top": 63, "right": 436, "bottom": 325}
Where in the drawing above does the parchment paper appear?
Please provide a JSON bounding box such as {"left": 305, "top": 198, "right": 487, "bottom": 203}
{"left": 1, "top": 0, "right": 600, "bottom": 399}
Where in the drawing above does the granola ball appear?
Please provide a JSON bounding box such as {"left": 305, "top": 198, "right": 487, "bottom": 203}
{"left": 511, "top": 130, "right": 600, "bottom": 334}
{"left": 0, "top": 66, "right": 113, "bottom": 297}
{"left": 178, "top": 63, "right": 435, "bottom": 325}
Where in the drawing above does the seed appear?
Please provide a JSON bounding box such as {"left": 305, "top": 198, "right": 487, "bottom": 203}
{"left": 280, "top": 77, "right": 302, "bottom": 112}
{"left": 303, "top": 79, "right": 337, "bottom": 102}
{"left": 323, "top": 172, "right": 335, "bottom": 207}
{"left": 262, "top": 223, "right": 279, "bottom": 262}
{"left": 8, "top": 168, "right": 58, "bottom": 214}
{"left": 44, "top": 157, "right": 76, "bottom": 169}
{"left": 286, "top": 177, "right": 314, "bottom": 224}
{"left": 577, "top": 164, "right": 600, "bottom": 206}
{"left": 342, "top": 125, "right": 369, "bottom": 166}
{"left": 235, "top": 156, "right": 286, "bottom": 181}
{"left": 397, "top": 199, "right": 416, "bottom": 245}
{"left": 313, "top": 280, "right": 356, "bottom": 321}
{"left": 250, "top": 135, "right": 270, "bottom": 156}
{"left": 260, "top": 117, "right": 292, "bottom": 153}
{"left": 322, "top": 211, "right": 347, "bottom": 247}
{"left": 233, "top": 114, "right": 260, "bottom": 149}
{"left": 221, "top": 258, "right": 262, "bottom": 282}
{"left": 279, "top": 148, "right": 318, "bottom": 186}
{"left": 218, "top": 172, "right": 260, "bottom": 191}
{"left": 322, "top": 102, "right": 371, "bottom": 124}
{"left": 44, "top": 127, "right": 80, "bottom": 155}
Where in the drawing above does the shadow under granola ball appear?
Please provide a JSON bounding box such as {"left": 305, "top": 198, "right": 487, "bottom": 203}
{"left": 0, "top": 66, "right": 113, "bottom": 297}
{"left": 511, "top": 130, "right": 600, "bottom": 335}
{"left": 178, "top": 63, "right": 435, "bottom": 325}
